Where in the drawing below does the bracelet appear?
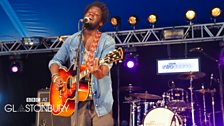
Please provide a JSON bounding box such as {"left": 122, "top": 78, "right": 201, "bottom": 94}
{"left": 51, "top": 73, "right": 59, "bottom": 78}
{"left": 53, "top": 76, "right": 59, "bottom": 83}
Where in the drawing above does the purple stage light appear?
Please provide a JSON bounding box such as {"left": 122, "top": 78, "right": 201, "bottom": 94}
{"left": 127, "top": 60, "right": 135, "bottom": 68}
{"left": 11, "top": 65, "right": 19, "bottom": 73}
{"left": 10, "top": 60, "right": 23, "bottom": 73}
{"left": 124, "top": 50, "right": 138, "bottom": 69}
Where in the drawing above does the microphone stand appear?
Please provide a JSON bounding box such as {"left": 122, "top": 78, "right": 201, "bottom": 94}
{"left": 189, "top": 77, "right": 197, "bottom": 126}
{"left": 197, "top": 50, "right": 224, "bottom": 126}
{"left": 117, "top": 64, "right": 120, "bottom": 126}
{"left": 74, "top": 20, "right": 85, "bottom": 126}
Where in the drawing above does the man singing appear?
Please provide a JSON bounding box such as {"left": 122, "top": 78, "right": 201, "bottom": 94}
{"left": 49, "top": 1, "right": 115, "bottom": 126}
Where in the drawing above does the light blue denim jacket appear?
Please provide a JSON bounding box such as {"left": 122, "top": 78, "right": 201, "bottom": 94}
{"left": 48, "top": 31, "right": 115, "bottom": 116}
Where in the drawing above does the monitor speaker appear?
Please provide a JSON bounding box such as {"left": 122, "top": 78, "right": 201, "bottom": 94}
{"left": 36, "top": 88, "right": 72, "bottom": 126}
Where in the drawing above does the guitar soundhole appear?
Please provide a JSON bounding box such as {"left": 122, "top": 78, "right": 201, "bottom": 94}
{"left": 67, "top": 77, "right": 71, "bottom": 89}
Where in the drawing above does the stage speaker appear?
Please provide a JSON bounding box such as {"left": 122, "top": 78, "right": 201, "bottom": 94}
{"left": 36, "top": 88, "right": 72, "bottom": 126}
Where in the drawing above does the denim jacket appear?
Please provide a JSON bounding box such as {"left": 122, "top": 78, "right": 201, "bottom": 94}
{"left": 49, "top": 31, "right": 115, "bottom": 116}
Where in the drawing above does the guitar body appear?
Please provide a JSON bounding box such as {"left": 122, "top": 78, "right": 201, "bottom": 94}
{"left": 50, "top": 65, "right": 89, "bottom": 117}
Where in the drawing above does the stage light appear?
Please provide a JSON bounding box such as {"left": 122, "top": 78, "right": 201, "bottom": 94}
{"left": 10, "top": 61, "right": 23, "bottom": 73}
{"left": 126, "top": 60, "right": 135, "bottom": 68}
{"left": 185, "top": 10, "right": 196, "bottom": 21}
{"left": 11, "top": 65, "right": 19, "bottom": 73}
{"left": 124, "top": 52, "right": 138, "bottom": 69}
{"left": 211, "top": 7, "right": 221, "bottom": 17}
{"left": 58, "top": 36, "right": 64, "bottom": 42}
{"left": 163, "top": 29, "right": 184, "bottom": 40}
{"left": 55, "top": 36, "right": 68, "bottom": 42}
{"left": 128, "top": 16, "right": 137, "bottom": 25}
{"left": 22, "top": 37, "right": 42, "bottom": 46}
{"left": 110, "top": 17, "right": 120, "bottom": 27}
{"left": 148, "top": 14, "right": 157, "bottom": 24}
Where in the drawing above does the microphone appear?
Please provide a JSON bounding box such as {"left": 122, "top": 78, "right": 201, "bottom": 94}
{"left": 189, "top": 47, "right": 204, "bottom": 52}
{"left": 80, "top": 17, "right": 91, "bottom": 24}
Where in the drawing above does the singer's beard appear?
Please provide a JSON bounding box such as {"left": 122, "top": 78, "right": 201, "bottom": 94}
{"left": 84, "top": 22, "right": 100, "bottom": 30}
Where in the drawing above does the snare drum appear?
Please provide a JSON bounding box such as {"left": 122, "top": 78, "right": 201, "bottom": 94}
{"left": 166, "top": 88, "right": 189, "bottom": 109}
{"left": 143, "top": 108, "right": 183, "bottom": 126}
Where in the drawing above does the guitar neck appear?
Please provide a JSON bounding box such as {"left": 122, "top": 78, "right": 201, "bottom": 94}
{"left": 71, "top": 69, "right": 88, "bottom": 83}
{"left": 71, "top": 59, "right": 105, "bottom": 83}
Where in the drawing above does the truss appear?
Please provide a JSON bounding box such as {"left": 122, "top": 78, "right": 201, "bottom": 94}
{"left": 0, "top": 22, "right": 224, "bottom": 56}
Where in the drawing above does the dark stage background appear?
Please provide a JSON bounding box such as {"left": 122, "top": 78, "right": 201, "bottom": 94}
{"left": 0, "top": 41, "right": 223, "bottom": 126}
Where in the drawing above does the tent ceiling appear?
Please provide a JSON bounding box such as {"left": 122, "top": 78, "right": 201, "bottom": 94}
{"left": 0, "top": 0, "right": 224, "bottom": 41}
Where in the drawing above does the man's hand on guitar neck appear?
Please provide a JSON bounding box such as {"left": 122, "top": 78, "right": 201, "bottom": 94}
{"left": 87, "top": 58, "right": 109, "bottom": 79}
{"left": 88, "top": 58, "right": 100, "bottom": 74}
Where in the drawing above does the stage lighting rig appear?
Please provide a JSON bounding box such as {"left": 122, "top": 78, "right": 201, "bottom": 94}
{"left": 110, "top": 16, "right": 120, "bottom": 27}
{"left": 22, "top": 37, "right": 42, "bottom": 46}
{"left": 128, "top": 15, "right": 138, "bottom": 29}
{"left": 10, "top": 60, "right": 23, "bottom": 73}
{"left": 185, "top": 10, "right": 196, "bottom": 25}
{"left": 148, "top": 14, "right": 157, "bottom": 28}
{"left": 211, "top": 7, "right": 222, "bottom": 23}
{"left": 211, "top": 7, "right": 221, "bottom": 17}
{"left": 123, "top": 47, "right": 139, "bottom": 69}
{"left": 9, "top": 55, "right": 23, "bottom": 73}
{"left": 162, "top": 29, "right": 184, "bottom": 40}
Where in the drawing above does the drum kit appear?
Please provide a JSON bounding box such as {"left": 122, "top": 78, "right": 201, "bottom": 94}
{"left": 121, "top": 72, "right": 217, "bottom": 126}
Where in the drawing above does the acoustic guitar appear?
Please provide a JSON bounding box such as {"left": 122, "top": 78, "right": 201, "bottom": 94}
{"left": 50, "top": 47, "right": 123, "bottom": 116}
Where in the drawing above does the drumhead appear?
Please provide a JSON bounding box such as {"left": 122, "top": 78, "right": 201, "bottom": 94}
{"left": 144, "top": 107, "right": 182, "bottom": 126}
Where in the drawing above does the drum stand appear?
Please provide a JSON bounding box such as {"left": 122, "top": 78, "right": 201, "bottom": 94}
{"left": 143, "top": 101, "right": 149, "bottom": 117}
{"left": 211, "top": 89, "right": 216, "bottom": 126}
{"left": 170, "top": 112, "right": 177, "bottom": 126}
{"left": 189, "top": 77, "right": 197, "bottom": 126}
{"left": 201, "top": 84, "right": 209, "bottom": 126}
{"left": 170, "top": 111, "right": 182, "bottom": 126}
{"left": 137, "top": 102, "right": 141, "bottom": 126}
{"left": 129, "top": 101, "right": 137, "bottom": 126}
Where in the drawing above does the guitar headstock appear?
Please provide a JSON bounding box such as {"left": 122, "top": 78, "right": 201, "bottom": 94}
{"left": 102, "top": 47, "right": 124, "bottom": 64}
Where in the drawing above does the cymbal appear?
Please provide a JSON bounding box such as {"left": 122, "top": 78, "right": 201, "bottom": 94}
{"left": 195, "top": 88, "right": 216, "bottom": 94}
{"left": 120, "top": 85, "right": 143, "bottom": 92}
{"left": 178, "top": 72, "right": 206, "bottom": 80}
{"left": 123, "top": 99, "right": 141, "bottom": 104}
{"left": 130, "top": 92, "right": 162, "bottom": 100}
